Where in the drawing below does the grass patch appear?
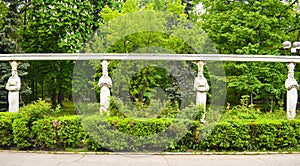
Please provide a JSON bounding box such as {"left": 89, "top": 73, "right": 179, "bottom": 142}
{"left": 56, "top": 101, "right": 76, "bottom": 116}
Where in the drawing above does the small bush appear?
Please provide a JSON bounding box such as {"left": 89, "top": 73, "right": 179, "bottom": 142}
{"left": 109, "top": 97, "right": 203, "bottom": 121}
{"left": 109, "top": 97, "right": 165, "bottom": 118}
{"left": 12, "top": 100, "right": 60, "bottom": 149}
{"left": 18, "top": 99, "right": 59, "bottom": 121}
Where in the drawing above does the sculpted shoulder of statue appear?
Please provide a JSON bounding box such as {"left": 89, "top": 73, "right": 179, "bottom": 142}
{"left": 6, "top": 73, "right": 21, "bottom": 92}
{"left": 98, "top": 75, "right": 112, "bottom": 88}
{"left": 194, "top": 77, "right": 209, "bottom": 92}
{"left": 285, "top": 78, "right": 299, "bottom": 90}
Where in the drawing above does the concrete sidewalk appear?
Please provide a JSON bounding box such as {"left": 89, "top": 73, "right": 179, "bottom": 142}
{"left": 1, "top": 151, "right": 300, "bottom": 166}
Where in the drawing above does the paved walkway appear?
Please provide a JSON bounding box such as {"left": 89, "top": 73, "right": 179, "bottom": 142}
{"left": 1, "top": 151, "right": 300, "bottom": 166}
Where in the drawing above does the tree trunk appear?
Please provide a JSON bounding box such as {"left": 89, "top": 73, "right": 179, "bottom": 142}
{"left": 35, "top": 78, "right": 38, "bottom": 100}
{"left": 30, "top": 65, "right": 35, "bottom": 100}
{"left": 138, "top": 70, "right": 149, "bottom": 103}
{"left": 51, "top": 90, "right": 57, "bottom": 107}
{"left": 57, "top": 87, "right": 63, "bottom": 106}
{"left": 41, "top": 80, "right": 44, "bottom": 100}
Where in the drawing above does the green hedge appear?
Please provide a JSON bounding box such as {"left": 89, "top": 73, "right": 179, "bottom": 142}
{"left": 81, "top": 116, "right": 195, "bottom": 151}
{"left": 1, "top": 112, "right": 300, "bottom": 151}
{"left": 31, "top": 116, "right": 87, "bottom": 150}
{"left": 192, "top": 120, "right": 300, "bottom": 151}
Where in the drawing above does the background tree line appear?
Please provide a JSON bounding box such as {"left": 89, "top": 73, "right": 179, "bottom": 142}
{"left": 201, "top": 0, "right": 300, "bottom": 111}
{"left": 0, "top": 0, "right": 299, "bottom": 111}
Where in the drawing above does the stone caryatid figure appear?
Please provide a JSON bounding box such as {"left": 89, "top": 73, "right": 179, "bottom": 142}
{"left": 5, "top": 61, "right": 21, "bottom": 112}
{"left": 194, "top": 61, "right": 209, "bottom": 123}
{"left": 98, "top": 60, "right": 112, "bottom": 115}
{"left": 285, "top": 62, "right": 299, "bottom": 120}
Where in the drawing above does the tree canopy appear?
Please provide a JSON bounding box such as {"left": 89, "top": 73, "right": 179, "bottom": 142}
{"left": 81, "top": 0, "right": 208, "bottom": 109}
{"left": 200, "top": 0, "right": 299, "bottom": 110}
{"left": 0, "top": 0, "right": 30, "bottom": 111}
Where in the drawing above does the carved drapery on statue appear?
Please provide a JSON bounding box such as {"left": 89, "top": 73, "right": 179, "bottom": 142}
{"left": 98, "top": 60, "right": 112, "bottom": 115}
{"left": 285, "top": 62, "right": 299, "bottom": 120}
{"left": 194, "top": 61, "right": 209, "bottom": 123}
{"left": 5, "top": 61, "right": 21, "bottom": 112}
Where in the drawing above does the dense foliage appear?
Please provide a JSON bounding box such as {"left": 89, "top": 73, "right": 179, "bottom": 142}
{"left": 1, "top": 111, "right": 300, "bottom": 152}
{"left": 200, "top": 0, "right": 300, "bottom": 110}
{"left": 82, "top": 0, "right": 207, "bottom": 107}
{"left": 1, "top": 0, "right": 300, "bottom": 153}
{"left": 0, "top": 0, "right": 116, "bottom": 108}
{"left": 0, "top": 0, "right": 299, "bottom": 111}
{"left": 0, "top": 0, "right": 31, "bottom": 110}
{"left": 1, "top": 100, "right": 300, "bottom": 152}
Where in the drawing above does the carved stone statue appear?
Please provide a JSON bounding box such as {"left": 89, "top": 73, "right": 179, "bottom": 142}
{"left": 5, "top": 61, "right": 21, "bottom": 112}
{"left": 98, "top": 60, "right": 112, "bottom": 115}
{"left": 194, "top": 61, "right": 209, "bottom": 122}
{"left": 285, "top": 63, "right": 299, "bottom": 120}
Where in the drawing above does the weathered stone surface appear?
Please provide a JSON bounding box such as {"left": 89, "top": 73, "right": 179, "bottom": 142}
{"left": 194, "top": 61, "right": 209, "bottom": 122}
{"left": 98, "top": 60, "right": 112, "bottom": 115}
{"left": 5, "top": 61, "right": 21, "bottom": 112}
{"left": 285, "top": 63, "right": 299, "bottom": 120}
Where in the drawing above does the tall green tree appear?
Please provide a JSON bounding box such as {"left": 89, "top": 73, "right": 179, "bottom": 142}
{"left": 0, "top": 0, "right": 30, "bottom": 111}
{"left": 0, "top": 2, "right": 10, "bottom": 111}
{"left": 200, "top": 0, "right": 299, "bottom": 110}
{"left": 22, "top": 0, "right": 99, "bottom": 106}
{"left": 83, "top": 0, "right": 212, "bottom": 108}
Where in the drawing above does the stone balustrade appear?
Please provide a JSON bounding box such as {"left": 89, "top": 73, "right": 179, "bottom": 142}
{"left": 1, "top": 53, "right": 300, "bottom": 120}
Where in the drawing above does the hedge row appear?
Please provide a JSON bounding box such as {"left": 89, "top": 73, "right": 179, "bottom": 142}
{"left": 191, "top": 120, "right": 300, "bottom": 151}
{"left": 1, "top": 112, "right": 300, "bottom": 151}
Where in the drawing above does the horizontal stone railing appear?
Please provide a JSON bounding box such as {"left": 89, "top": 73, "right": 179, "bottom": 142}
{"left": 1, "top": 53, "right": 300, "bottom": 120}
{"left": 0, "top": 53, "right": 300, "bottom": 62}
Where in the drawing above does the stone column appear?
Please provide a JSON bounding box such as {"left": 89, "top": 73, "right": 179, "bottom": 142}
{"left": 194, "top": 61, "right": 209, "bottom": 123}
{"left": 285, "top": 62, "right": 299, "bottom": 120}
{"left": 97, "top": 60, "right": 112, "bottom": 115}
{"left": 5, "top": 61, "right": 21, "bottom": 112}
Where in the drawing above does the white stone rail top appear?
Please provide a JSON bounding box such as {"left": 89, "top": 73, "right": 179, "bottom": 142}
{"left": 0, "top": 53, "right": 299, "bottom": 62}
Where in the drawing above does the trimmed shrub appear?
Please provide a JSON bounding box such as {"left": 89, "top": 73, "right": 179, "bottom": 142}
{"left": 56, "top": 116, "right": 87, "bottom": 149}
{"left": 12, "top": 117, "right": 32, "bottom": 149}
{"left": 81, "top": 116, "right": 193, "bottom": 152}
{"left": 195, "top": 119, "right": 300, "bottom": 151}
{"left": 0, "top": 112, "right": 17, "bottom": 147}
{"left": 31, "top": 118, "right": 57, "bottom": 149}
{"left": 31, "top": 116, "right": 87, "bottom": 150}
{"left": 2, "top": 111, "right": 300, "bottom": 151}
{"left": 12, "top": 100, "right": 60, "bottom": 149}
{"left": 196, "top": 121, "right": 251, "bottom": 151}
